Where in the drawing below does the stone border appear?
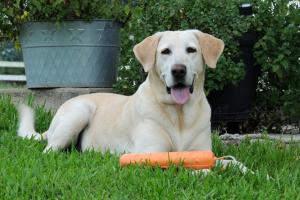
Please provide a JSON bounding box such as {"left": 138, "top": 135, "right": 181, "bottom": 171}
{"left": 220, "top": 133, "right": 300, "bottom": 144}
{"left": 0, "top": 88, "right": 113, "bottom": 110}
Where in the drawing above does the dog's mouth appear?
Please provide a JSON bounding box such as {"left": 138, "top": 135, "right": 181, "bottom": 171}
{"left": 166, "top": 80, "right": 194, "bottom": 105}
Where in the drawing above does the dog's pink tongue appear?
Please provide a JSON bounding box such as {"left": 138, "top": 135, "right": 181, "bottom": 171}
{"left": 171, "top": 87, "right": 190, "bottom": 105}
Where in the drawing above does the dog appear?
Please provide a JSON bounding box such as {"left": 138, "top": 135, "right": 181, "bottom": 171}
{"left": 18, "top": 30, "right": 224, "bottom": 153}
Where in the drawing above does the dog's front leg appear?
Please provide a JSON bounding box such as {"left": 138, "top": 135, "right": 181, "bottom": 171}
{"left": 131, "top": 120, "right": 172, "bottom": 153}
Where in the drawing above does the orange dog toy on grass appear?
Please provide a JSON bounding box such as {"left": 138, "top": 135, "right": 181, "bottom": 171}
{"left": 120, "top": 150, "right": 216, "bottom": 169}
{"left": 120, "top": 150, "right": 252, "bottom": 174}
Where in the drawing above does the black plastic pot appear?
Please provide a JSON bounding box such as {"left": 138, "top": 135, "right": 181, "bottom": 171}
{"left": 207, "top": 4, "right": 260, "bottom": 133}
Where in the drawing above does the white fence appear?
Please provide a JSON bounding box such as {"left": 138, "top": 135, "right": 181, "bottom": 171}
{"left": 0, "top": 61, "right": 26, "bottom": 82}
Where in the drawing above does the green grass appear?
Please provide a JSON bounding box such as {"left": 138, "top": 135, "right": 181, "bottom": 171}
{"left": 0, "top": 95, "right": 300, "bottom": 199}
{"left": 0, "top": 82, "right": 25, "bottom": 89}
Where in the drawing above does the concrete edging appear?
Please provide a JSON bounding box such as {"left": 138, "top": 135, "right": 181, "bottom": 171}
{"left": 0, "top": 88, "right": 113, "bottom": 110}
{"left": 220, "top": 133, "right": 300, "bottom": 144}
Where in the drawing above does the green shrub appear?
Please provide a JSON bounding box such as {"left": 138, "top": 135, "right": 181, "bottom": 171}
{"left": 1, "top": 0, "right": 299, "bottom": 124}
{"left": 0, "top": 0, "right": 133, "bottom": 43}
{"left": 116, "top": 0, "right": 300, "bottom": 123}
{"left": 253, "top": 0, "right": 300, "bottom": 122}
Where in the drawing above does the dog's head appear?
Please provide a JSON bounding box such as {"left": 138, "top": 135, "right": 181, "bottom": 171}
{"left": 133, "top": 30, "right": 224, "bottom": 105}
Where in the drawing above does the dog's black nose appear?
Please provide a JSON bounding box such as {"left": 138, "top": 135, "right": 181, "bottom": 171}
{"left": 171, "top": 64, "right": 186, "bottom": 79}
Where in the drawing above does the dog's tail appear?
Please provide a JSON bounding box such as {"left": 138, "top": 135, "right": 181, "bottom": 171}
{"left": 17, "top": 104, "right": 43, "bottom": 140}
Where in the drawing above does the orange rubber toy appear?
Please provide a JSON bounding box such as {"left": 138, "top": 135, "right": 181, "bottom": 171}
{"left": 120, "top": 151, "right": 217, "bottom": 170}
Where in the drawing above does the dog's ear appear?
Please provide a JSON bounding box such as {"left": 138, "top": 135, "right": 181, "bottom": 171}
{"left": 133, "top": 33, "right": 161, "bottom": 72}
{"left": 193, "top": 30, "right": 224, "bottom": 68}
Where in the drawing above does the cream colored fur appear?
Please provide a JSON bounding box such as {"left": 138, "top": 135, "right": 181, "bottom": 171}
{"left": 18, "top": 30, "right": 224, "bottom": 153}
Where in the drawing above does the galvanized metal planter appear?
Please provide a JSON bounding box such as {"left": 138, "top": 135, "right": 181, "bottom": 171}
{"left": 20, "top": 20, "right": 121, "bottom": 88}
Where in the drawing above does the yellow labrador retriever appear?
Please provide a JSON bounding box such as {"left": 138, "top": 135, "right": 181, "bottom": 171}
{"left": 18, "top": 30, "right": 224, "bottom": 153}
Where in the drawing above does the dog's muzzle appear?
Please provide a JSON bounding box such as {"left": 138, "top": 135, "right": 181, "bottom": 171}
{"left": 165, "top": 75, "right": 195, "bottom": 105}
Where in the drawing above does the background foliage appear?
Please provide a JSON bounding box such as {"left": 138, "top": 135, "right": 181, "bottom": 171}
{"left": 0, "top": 0, "right": 132, "bottom": 43}
{"left": 115, "top": 0, "right": 300, "bottom": 128}
{"left": 252, "top": 0, "right": 300, "bottom": 125}
{"left": 0, "top": 0, "right": 299, "bottom": 128}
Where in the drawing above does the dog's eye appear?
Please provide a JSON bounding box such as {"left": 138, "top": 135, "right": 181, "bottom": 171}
{"left": 161, "top": 48, "right": 171, "bottom": 55}
{"left": 186, "top": 47, "right": 197, "bottom": 53}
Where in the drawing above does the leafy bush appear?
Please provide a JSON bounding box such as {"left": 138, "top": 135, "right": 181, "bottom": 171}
{"left": 0, "top": 0, "right": 133, "bottom": 42}
{"left": 116, "top": 0, "right": 300, "bottom": 124}
{"left": 114, "top": 0, "right": 252, "bottom": 95}
{"left": 0, "top": 42, "right": 22, "bottom": 61}
{"left": 0, "top": 0, "right": 299, "bottom": 125}
{"left": 252, "top": 0, "right": 300, "bottom": 123}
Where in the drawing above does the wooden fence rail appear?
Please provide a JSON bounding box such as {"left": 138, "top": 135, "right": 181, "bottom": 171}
{"left": 0, "top": 61, "right": 26, "bottom": 82}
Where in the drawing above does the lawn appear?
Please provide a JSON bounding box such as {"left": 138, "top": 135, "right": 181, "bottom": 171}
{"left": 0, "top": 95, "right": 299, "bottom": 199}
{"left": 0, "top": 82, "right": 25, "bottom": 89}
